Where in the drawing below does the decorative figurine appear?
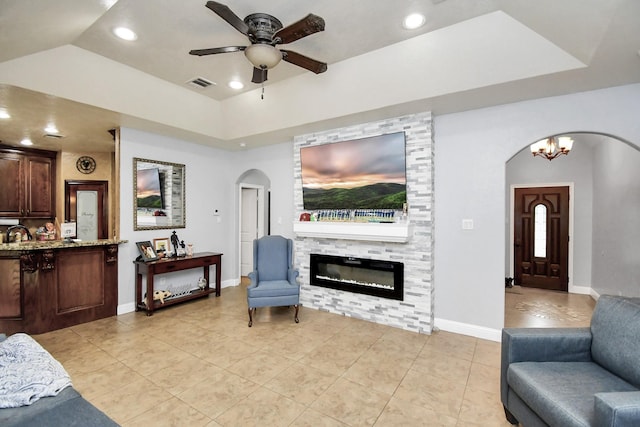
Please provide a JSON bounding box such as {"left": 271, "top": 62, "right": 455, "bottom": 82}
{"left": 170, "top": 231, "right": 180, "bottom": 257}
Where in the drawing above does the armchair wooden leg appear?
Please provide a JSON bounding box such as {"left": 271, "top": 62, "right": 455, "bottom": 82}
{"left": 294, "top": 304, "right": 299, "bottom": 323}
{"left": 248, "top": 307, "right": 253, "bottom": 327}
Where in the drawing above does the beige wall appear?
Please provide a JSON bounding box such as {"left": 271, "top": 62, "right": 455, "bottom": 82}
{"left": 56, "top": 151, "right": 116, "bottom": 238}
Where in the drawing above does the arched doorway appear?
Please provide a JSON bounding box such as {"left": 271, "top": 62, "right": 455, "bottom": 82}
{"left": 504, "top": 132, "right": 640, "bottom": 327}
{"left": 236, "top": 169, "right": 271, "bottom": 278}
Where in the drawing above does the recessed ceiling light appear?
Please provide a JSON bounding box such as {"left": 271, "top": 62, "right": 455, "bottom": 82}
{"left": 113, "top": 26, "right": 138, "bottom": 41}
{"left": 20, "top": 138, "right": 33, "bottom": 146}
{"left": 228, "top": 80, "right": 244, "bottom": 90}
{"left": 0, "top": 110, "right": 10, "bottom": 119}
{"left": 403, "top": 13, "right": 426, "bottom": 30}
{"left": 44, "top": 124, "right": 58, "bottom": 134}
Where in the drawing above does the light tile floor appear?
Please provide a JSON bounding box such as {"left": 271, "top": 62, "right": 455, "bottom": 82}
{"left": 31, "top": 283, "right": 595, "bottom": 426}
{"left": 505, "top": 285, "right": 596, "bottom": 328}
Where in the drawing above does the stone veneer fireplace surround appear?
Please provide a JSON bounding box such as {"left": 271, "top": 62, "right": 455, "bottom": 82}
{"left": 293, "top": 111, "right": 434, "bottom": 334}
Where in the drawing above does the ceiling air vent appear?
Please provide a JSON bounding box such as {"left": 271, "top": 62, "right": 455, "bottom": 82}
{"left": 44, "top": 133, "right": 64, "bottom": 139}
{"left": 186, "top": 76, "right": 215, "bottom": 89}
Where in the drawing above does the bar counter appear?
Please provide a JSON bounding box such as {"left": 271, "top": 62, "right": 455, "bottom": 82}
{"left": 0, "top": 239, "right": 126, "bottom": 334}
{"left": 0, "top": 238, "right": 126, "bottom": 253}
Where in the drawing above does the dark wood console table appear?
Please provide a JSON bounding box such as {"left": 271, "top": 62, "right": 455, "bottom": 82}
{"left": 134, "top": 252, "right": 222, "bottom": 316}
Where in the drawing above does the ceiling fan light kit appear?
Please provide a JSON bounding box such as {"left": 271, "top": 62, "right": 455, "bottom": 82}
{"left": 244, "top": 44, "right": 282, "bottom": 69}
{"left": 189, "top": 1, "right": 327, "bottom": 85}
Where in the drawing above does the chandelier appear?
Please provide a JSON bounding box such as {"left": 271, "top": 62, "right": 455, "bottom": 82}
{"left": 530, "top": 136, "right": 574, "bottom": 160}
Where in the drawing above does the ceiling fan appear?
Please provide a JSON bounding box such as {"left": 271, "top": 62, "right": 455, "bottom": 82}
{"left": 189, "top": 1, "right": 328, "bottom": 84}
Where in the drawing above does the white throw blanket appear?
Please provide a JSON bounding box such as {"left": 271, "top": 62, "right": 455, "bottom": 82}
{"left": 0, "top": 333, "right": 72, "bottom": 408}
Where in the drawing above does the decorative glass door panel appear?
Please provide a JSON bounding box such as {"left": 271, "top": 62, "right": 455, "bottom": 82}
{"left": 77, "top": 190, "right": 98, "bottom": 240}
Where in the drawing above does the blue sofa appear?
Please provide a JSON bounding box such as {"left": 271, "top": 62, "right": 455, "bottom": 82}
{"left": 0, "top": 333, "right": 118, "bottom": 427}
{"left": 0, "top": 387, "right": 118, "bottom": 427}
{"left": 501, "top": 295, "right": 640, "bottom": 427}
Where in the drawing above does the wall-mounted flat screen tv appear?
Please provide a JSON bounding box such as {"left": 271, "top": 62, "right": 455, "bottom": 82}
{"left": 137, "top": 168, "right": 165, "bottom": 209}
{"left": 300, "top": 132, "right": 407, "bottom": 210}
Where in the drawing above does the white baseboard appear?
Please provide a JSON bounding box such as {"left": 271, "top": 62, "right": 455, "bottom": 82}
{"left": 434, "top": 318, "right": 502, "bottom": 342}
{"left": 117, "top": 302, "right": 136, "bottom": 315}
{"left": 222, "top": 279, "right": 240, "bottom": 288}
{"left": 569, "top": 285, "right": 591, "bottom": 295}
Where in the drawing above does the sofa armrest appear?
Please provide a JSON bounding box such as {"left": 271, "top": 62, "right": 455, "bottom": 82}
{"left": 501, "top": 327, "right": 592, "bottom": 405}
{"left": 594, "top": 391, "right": 640, "bottom": 427}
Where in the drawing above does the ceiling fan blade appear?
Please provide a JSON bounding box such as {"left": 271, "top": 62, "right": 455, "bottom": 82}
{"left": 281, "top": 50, "right": 327, "bottom": 74}
{"left": 252, "top": 67, "right": 268, "bottom": 84}
{"left": 205, "top": 1, "right": 249, "bottom": 35}
{"left": 189, "top": 46, "right": 246, "bottom": 56}
{"left": 274, "top": 14, "right": 325, "bottom": 44}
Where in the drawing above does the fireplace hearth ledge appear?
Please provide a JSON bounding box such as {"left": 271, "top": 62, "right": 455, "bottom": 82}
{"left": 293, "top": 221, "right": 412, "bottom": 243}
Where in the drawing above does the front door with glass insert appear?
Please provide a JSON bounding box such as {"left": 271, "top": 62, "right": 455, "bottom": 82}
{"left": 514, "top": 186, "right": 569, "bottom": 291}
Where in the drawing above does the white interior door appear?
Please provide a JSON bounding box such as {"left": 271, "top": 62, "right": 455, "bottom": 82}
{"left": 240, "top": 188, "right": 259, "bottom": 276}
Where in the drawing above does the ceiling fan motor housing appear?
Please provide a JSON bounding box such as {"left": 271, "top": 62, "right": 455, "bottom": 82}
{"left": 244, "top": 13, "right": 283, "bottom": 44}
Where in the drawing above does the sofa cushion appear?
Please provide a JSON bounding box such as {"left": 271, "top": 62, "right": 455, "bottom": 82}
{"left": 248, "top": 280, "right": 299, "bottom": 298}
{"left": 591, "top": 296, "right": 640, "bottom": 388}
{"left": 508, "top": 361, "right": 638, "bottom": 427}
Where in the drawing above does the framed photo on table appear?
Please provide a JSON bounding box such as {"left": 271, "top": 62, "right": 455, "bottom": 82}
{"left": 153, "top": 237, "right": 170, "bottom": 255}
{"left": 136, "top": 241, "right": 158, "bottom": 262}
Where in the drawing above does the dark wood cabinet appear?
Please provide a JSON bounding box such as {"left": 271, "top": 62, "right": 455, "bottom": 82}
{"left": 0, "top": 243, "right": 119, "bottom": 335}
{"left": 0, "top": 146, "right": 56, "bottom": 218}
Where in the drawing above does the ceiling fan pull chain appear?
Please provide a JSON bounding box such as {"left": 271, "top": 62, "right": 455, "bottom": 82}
{"left": 261, "top": 83, "right": 265, "bottom": 100}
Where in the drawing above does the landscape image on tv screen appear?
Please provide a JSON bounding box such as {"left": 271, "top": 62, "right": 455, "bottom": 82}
{"left": 300, "top": 132, "right": 406, "bottom": 210}
{"left": 137, "top": 168, "right": 164, "bottom": 209}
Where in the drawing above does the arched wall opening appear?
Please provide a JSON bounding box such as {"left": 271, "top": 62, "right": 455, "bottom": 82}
{"left": 236, "top": 169, "right": 271, "bottom": 278}
{"left": 505, "top": 132, "right": 640, "bottom": 300}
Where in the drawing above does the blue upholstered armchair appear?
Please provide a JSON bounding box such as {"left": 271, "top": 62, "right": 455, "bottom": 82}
{"left": 246, "top": 235, "right": 300, "bottom": 327}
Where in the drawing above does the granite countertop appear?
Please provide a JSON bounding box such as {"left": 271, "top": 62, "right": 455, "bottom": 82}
{"left": 0, "top": 239, "right": 127, "bottom": 252}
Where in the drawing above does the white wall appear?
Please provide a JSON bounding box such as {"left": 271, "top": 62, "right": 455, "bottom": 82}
{"left": 117, "top": 127, "right": 236, "bottom": 312}
{"left": 230, "top": 142, "right": 296, "bottom": 240}
{"left": 505, "top": 138, "right": 595, "bottom": 289}
{"left": 434, "top": 83, "right": 640, "bottom": 339}
{"left": 591, "top": 139, "right": 640, "bottom": 297}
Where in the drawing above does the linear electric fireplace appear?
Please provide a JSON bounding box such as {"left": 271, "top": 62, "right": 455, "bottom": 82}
{"left": 310, "top": 254, "right": 404, "bottom": 300}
